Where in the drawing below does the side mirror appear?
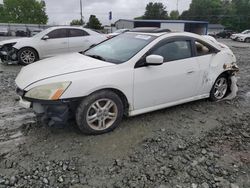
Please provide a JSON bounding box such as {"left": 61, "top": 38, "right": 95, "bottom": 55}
{"left": 146, "top": 55, "right": 164, "bottom": 66}
{"left": 42, "top": 35, "right": 49, "bottom": 40}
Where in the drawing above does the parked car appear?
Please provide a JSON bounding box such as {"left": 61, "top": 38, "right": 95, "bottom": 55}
{"left": 107, "top": 28, "right": 130, "bottom": 38}
{"left": 215, "top": 30, "right": 235, "bottom": 38}
{"left": 15, "top": 30, "right": 239, "bottom": 135}
{"left": 0, "top": 27, "right": 9, "bottom": 36}
{"left": 0, "top": 26, "right": 107, "bottom": 65}
{"left": 235, "top": 33, "right": 250, "bottom": 43}
{"left": 15, "top": 27, "right": 28, "bottom": 37}
{"left": 230, "top": 30, "right": 250, "bottom": 41}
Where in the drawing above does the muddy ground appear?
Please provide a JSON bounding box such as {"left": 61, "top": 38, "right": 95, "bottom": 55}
{"left": 0, "top": 38, "right": 249, "bottom": 188}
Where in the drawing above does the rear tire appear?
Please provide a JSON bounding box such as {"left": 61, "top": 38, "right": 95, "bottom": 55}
{"left": 210, "top": 74, "right": 230, "bottom": 101}
{"left": 18, "top": 47, "right": 39, "bottom": 65}
{"left": 75, "top": 90, "right": 124, "bottom": 135}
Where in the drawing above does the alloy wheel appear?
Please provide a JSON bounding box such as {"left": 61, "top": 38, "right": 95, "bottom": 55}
{"left": 86, "top": 99, "right": 118, "bottom": 131}
{"left": 20, "top": 50, "right": 36, "bottom": 64}
{"left": 214, "top": 77, "right": 228, "bottom": 100}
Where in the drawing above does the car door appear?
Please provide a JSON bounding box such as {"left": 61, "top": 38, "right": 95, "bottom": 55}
{"left": 192, "top": 40, "right": 219, "bottom": 95}
{"left": 39, "top": 28, "right": 69, "bottom": 58}
{"left": 68, "top": 29, "right": 92, "bottom": 52}
{"left": 133, "top": 38, "right": 200, "bottom": 110}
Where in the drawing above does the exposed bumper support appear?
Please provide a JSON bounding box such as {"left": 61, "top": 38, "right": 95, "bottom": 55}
{"left": 0, "top": 46, "right": 18, "bottom": 63}
{"left": 18, "top": 95, "right": 82, "bottom": 127}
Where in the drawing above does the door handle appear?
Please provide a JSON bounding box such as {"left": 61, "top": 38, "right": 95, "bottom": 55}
{"left": 62, "top": 42, "right": 67, "bottom": 44}
{"left": 187, "top": 70, "right": 195, "bottom": 74}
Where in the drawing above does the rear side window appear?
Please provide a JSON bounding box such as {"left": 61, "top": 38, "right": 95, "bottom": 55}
{"left": 151, "top": 40, "right": 192, "bottom": 62}
{"left": 69, "top": 29, "right": 89, "bottom": 37}
{"left": 47, "top": 29, "right": 68, "bottom": 39}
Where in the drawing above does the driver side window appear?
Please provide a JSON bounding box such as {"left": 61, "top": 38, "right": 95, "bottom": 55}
{"left": 150, "top": 40, "right": 192, "bottom": 62}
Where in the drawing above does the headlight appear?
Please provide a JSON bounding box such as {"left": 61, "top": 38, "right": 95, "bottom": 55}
{"left": 25, "top": 82, "right": 71, "bottom": 100}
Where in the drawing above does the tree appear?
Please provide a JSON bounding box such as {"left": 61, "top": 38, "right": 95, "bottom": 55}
{"left": 180, "top": 0, "right": 223, "bottom": 23}
{"left": 180, "top": 0, "right": 250, "bottom": 31}
{"left": 86, "top": 15, "right": 103, "bottom": 30}
{"left": 70, "top": 19, "right": 84, "bottom": 26}
{"left": 169, "top": 10, "right": 179, "bottom": 20}
{"left": 230, "top": 0, "right": 250, "bottom": 31}
{"left": 135, "top": 2, "right": 168, "bottom": 20}
{"left": 0, "top": 0, "right": 48, "bottom": 24}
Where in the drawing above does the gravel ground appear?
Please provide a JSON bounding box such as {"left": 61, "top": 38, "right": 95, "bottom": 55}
{"left": 0, "top": 38, "right": 249, "bottom": 188}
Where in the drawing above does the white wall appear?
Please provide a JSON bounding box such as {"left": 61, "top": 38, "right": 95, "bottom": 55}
{"left": 116, "top": 21, "right": 134, "bottom": 29}
{"left": 161, "top": 23, "right": 185, "bottom": 32}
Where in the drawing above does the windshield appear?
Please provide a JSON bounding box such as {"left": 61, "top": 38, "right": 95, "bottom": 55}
{"left": 84, "top": 33, "right": 156, "bottom": 64}
{"left": 242, "top": 30, "right": 250, "bottom": 34}
{"left": 32, "top": 28, "right": 51, "bottom": 38}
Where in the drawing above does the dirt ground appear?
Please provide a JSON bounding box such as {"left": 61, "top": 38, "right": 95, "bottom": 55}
{"left": 0, "top": 38, "right": 249, "bottom": 188}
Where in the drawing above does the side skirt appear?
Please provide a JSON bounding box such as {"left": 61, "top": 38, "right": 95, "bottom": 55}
{"left": 129, "top": 94, "right": 209, "bottom": 117}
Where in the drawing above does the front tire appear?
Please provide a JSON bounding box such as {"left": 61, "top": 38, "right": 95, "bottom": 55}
{"left": 76, "top": 90, "right": 124, "bottom": 135}
{"left": 245, "top": 38, "right": 250, "bottom": 43}
{"left": 18, "top": 47, "right": 39, "bottom": 65}
{"left": 210, "top": 74, "right": 229, "bottom": 101}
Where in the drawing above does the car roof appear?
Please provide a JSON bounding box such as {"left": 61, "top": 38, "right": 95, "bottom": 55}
{"left": 45, "top": 26, "right": 100, "bottom": 35}
{"left": 126, "top": 31, "right": 222, "bottom": 50}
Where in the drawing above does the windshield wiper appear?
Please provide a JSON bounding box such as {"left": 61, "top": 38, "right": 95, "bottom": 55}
{"left": 86, "top": 54, "right": 106, "bottom": 61}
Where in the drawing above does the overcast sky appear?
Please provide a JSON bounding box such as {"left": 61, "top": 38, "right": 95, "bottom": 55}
{"left": 43, "top": 0, "right": 192, "bottom": 25}
{"left": 0, "top": 0, "right": 192, "bottom": 25}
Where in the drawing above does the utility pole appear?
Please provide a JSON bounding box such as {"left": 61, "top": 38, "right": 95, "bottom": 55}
{"left": 80, "top": 0, "right": 83, "bottom": 25}
{"left": 176, "top": 0, "right": 179, "bottom": 12}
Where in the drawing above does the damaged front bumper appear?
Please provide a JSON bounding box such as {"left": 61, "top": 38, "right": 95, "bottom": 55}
{"left": 16, "top": 88, "right": 81, "bottom": 127}
{"left": 0, "top": 45, "right": 18, "bottom": 63}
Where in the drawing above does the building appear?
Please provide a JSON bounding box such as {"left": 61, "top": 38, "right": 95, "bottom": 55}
{"left": 207, "top": 24, "right": 225, "bottom": 35}
{"left": 115, "top": 19, "right": 209, "bottom": 35}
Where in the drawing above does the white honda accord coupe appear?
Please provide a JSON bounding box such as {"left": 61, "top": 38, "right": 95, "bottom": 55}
{"left": 0, "top": 26, "right": 107, "bottom": 65}
{"left": 15, "top": 29, "right": 239, "bottom": 134}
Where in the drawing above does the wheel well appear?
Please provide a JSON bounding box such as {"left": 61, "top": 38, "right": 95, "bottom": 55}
{"left": 245, "top": 37, "right": 250, "bottom": 41}
{"left": 91, "top": 88, "right": 129, "bottom": 116}
{"left": 18, "top": 47, "right": 40, "bottom": 59}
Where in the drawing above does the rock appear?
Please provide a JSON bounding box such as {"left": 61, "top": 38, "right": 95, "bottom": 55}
{"left": 58, "top": 176, "right": 64, "bottom": 183}
{"left": 4, "top": 179, "right": 9, "bottom": 185}
{"left": 158, "top": 185, "right": 169, "bottom": 188}
{"left": 241, "top": 132, "right": 250, "bottom": 138}
{"left": 0, "top": 177, "right": 5, "bottom": 184}
{"left": 201, "top": 182, "right": 209, "bottom": 188}
{"left": 62, "top": 164, "right": 68, "bottom": 171}
{"left": 191, "top": 183, "right": 198, "bottom": 188}
{"left": 5, "top": 160, "right": 13, "bottom": 168}
{"left": 201, "top": 149, "right": 207, "bottom": 155}
{"left": 43, "top": 178, "right": 49, "bottom": 184}
{"left": 230, "top": 183, "right": 239, "bottom": 188}
{"left": 191, "top": 160, "right": 198, "bottom": 166}
{"left": 9, "top": 176, "right": 17, "bottom": 185}
{"left": 34, "top": 170, "right": 39, "bottom": 175}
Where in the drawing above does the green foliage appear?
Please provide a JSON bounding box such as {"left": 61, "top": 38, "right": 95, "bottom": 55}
{"left": 135, "top": 2, "right": 169, "bottom": 20}
{"left": 169, "top": 10, "right": 179, "bottom": 20}
{"left": 70, "top": 19, "right": 84, "bottom": 26}
{"left": 86, "top": 15, "right": 103, "bottom": 30}
{"left": 180, "top": 0, "right": 250, "bottom": 31}
{"left": 0, "top": 0, "right": 48, "bottom": 24}
{"left": 180, "top": 0, "right": 223, "bottom": 23}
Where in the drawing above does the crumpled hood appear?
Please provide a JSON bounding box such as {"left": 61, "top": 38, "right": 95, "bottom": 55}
{"left": 0, "top": 38, "right": 30, "bottom": 46}
{"left": 15, "top": 53, "right": 114, "bottom": 89}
